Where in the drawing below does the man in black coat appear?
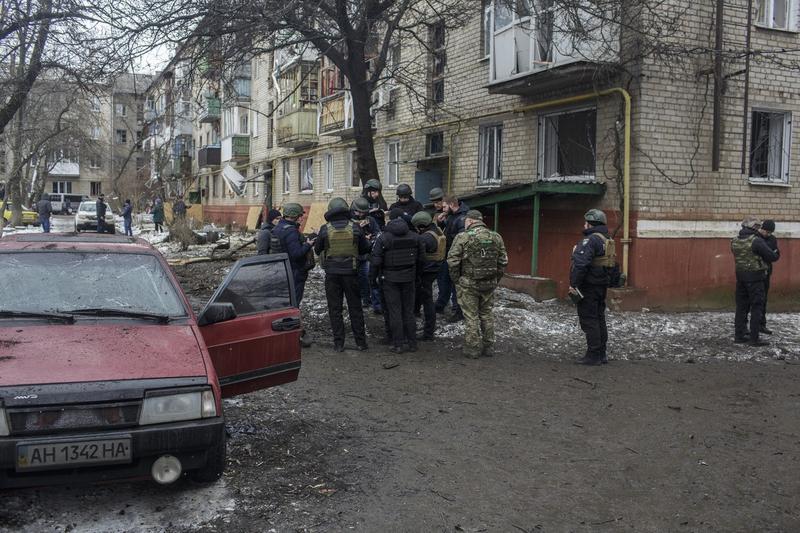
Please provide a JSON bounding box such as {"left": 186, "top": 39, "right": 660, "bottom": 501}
{"left": 257, "top": 209, "right": 282, "bottom": 255}
{"left": 759, "top": 219, "right": 779, "bottom": 335}
{"left": 270, "top": 203, "right": 316, "bottom": 304}
{"left": 412, "top": 211, "right": 445, "bottom": 341}
{"left": 371, "top": 208, "right": 426, "bottom": 353}
{"left": 389, "top": 183, "right": 423, "bottom": 225}
{"left": 315, "top": 198, "right": 371, "bottom": 352}
{"left": 37, "top": 193, "right": 52, "bottom": 233}
{"left": 96, "top": 194, "right": 107, "bottom": 233}
{"left": 435, "top": 195, "right": 469, "bottom": 321}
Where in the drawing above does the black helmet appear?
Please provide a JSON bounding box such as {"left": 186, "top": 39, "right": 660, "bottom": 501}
{"left": 396, "top": 183, "right": 412, "bottom": 197}
{"left": 429, "top": 187, "right": 444, "bottom": 201}
{"left": 365, "top": 179, "right": 382, "bottom": 192}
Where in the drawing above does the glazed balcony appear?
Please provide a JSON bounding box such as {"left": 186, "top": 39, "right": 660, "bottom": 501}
{"left": 199, "top": 97, "right": 221, "bottom": 123}
{"left": 276, "top": 108, "right": 318, "bottom": 148}
{"left": 198, "top": 144, "right": 221, "bottom": 168}
{"left": 221, "top": 134, "right": 250, "bottom": 162}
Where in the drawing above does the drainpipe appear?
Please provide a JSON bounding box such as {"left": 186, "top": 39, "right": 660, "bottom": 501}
{"left": 531, "top": 193, "right": 541, "bottom": 275}
{"left": 712, "top": 0, "right": 724, "bottom": 171}
{"left": 493, "top": 202, "right": 499, "bottom": 232}
{"left": 741, "top": 0, "right": 753, "bottom": 174}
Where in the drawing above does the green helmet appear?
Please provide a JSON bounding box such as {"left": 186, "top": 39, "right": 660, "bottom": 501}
{"left": 365, "top": 178, "right": 382, "bottom": 191}
{"left": 396, "top": 183, "right": 412, "bottom": 197}
{"left": 584, "top": 209, "right": 607, "bottom": 225}
{"left": 411, "top": 211, "right": 432, "bottom": 227}
{"left": 429, "top": 187, "right": 444, "bottom": 201}
{"left": 352, "top": 197, "right": 370, "bottom": 212}
{"left": 283, "top": 203, "right": 304, "bottom": 218}
{"left": 328, "top": 197, "right": 349, "bottom": 211}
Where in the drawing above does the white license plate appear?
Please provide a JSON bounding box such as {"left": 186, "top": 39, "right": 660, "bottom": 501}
{"left": 17, "top": 438, "right": 132, "bottom": 471}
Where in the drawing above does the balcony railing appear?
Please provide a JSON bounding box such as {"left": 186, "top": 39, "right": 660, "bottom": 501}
{"left": 276, "top": 108, "right": 318, "bottom": 148}
{"left": 221, "top": 135, "right": 250, "bottom": 162}
{"left": 198, "top": 144, "right": 221, "bottom": 168}
{"left": 199, "top": 97, "right": 221, "bottom": 123}
{"left": 171, "top": 155, "right": 192, "bottom": 177}
{"left": 318, "top": 92, "right": 353, "bottom": 135}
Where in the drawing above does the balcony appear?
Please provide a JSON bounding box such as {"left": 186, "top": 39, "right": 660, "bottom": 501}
{"left": 318, "top": 92, "right": 353, "bottom": 136}
{"left": 221, "top": 135, "right": 250, "bottom": 162}
{"left": 276, "top": 108, "right": 318, "bottom": 148}
{"left": 198, "top": 145, "right": 221, "bottom": 168}
{"left": 49, "top": 161, "right": 80, "bottom": 176}
{"left": 233, "top": 78, "right": 251, "bottom": 102}
{"left": 199, "top": 97, "right": 221, "bottom": 123}
{"left": 170, "top": 155, "right": 192, "bottom": 177}
{"left": 164, "top": 117, "right": 193, "bottom": 139}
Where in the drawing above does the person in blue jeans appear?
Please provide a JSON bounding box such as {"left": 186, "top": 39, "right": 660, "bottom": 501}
{"left": 121, "top": 199, "right": 133, "bottom": 236}
{"left": 37, "top": 193, "right": 52, "bottom": 233}
{"left": 351, "top": 198, "right": 382, "bottom": 312}
{"left": 435, "top": 195, "right": 469, "bottom": 322}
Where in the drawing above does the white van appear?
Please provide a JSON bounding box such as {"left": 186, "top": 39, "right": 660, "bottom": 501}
{"left": 49, "top": 193, "right": 87, "bottom": 214}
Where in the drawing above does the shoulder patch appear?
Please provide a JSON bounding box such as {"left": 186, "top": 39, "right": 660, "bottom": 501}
{"left": 582, "top": 238, "right": 589, "bottom": 245}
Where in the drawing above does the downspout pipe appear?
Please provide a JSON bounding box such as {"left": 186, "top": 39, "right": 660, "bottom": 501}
{"left": 741, "top": 0, "right": 753, "bottom": 174}
{"left": 712, "top": 0, "right": 724, "bottom": 171}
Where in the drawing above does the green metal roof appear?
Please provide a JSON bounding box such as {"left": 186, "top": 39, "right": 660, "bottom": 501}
{"left": 463, "top": 181, "right": 606, "bottom": 208}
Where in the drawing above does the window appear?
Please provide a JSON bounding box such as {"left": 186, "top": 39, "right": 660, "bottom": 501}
{"left": 89, "top": 155, "right": 101, "bottom": 169}
{"left": 283, "top": 159, "right": 291, "bottom": 194}
{"left": 212, "top": 261, "right": 293, "bottom": 315}
{"left": 115, "top": 104, "right": 126, "bottom": 116}
{"left": 90, "top": 182, "right": 102, "bottom": 196}
{"left": 239, "top": 112, "right": 249, "bottom": 134}
{"left": 52, "top": 181, "right": 72, "bottom": 194}
{"left": 90, "top": 126, "right": 101, "bottom": 140}
{"left": 426, "top": 132, "right": 445, "bottom": 156}
{"left": 349, "top": 149, "right": 360, "bottom": 187}
{"left": 482, "top": 3, "right": 493, "bottom": 58}
{"left": 538, "top": 107, "right": 597, "bottom": 181}
{"left": 386, "top": 141, "right": 400, "bottom": 186}
{"left": 212, "top": 175, "right": 219, "bottom": 197}
{"left": 115, "top": 129, "right": 127, "bottom": 144}
{"left": 91, "top": 96, "right": 101, "bottom": 112}
{"left": 267, "top": 103, "right": 274, "bottom": 149}
{"left": 252, "top": 167, "right": 260, "bottom": 198}
{"left": 749, "top": 109, "right": 791, "bottom": 183}
{"left": 324, "top": 153, "right": 334, "bottom": 191}
{"left": 300, "top": 157, "right": 313, "bottom": 191}
{"left": 478, "top": 124, "right": 503, "bottom": 186}
{"left": 756, "top": 0, "right": 796, "bottom": 30}
{"left": 252, "top": 111, "right": 259, "bottom": 137}
{"left": 429, "top": 21, "right": 446, "bottom": 105}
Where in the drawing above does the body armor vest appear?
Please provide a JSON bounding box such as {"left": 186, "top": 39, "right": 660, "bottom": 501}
{"left": 461, "top": 227, "right": 500, "bottom": 281}
{"left": 323, "top": 222, "right": 357, "bottom": 268}
{"left": 425, "top": 227, "right": 446, "bottom": 263}
{"left": 590, "top": 233, "right": 616, "bottom": 268}
{"left": 731, "top": 234, "right": 767, "bottom": 272}
{"left": 270, "top": 227, "right": 286, "bottom": 253}
{"left": 384, "top": 234, "right": 418, "bottom": 270}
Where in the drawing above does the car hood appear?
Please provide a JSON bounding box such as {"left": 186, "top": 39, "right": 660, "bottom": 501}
{"left": 0, "top": 324, "right": 207, "bottom": 386}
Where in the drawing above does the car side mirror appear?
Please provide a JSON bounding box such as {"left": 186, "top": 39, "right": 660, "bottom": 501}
{"left": 197, "top": 302, "right": 237, "bottom": 326}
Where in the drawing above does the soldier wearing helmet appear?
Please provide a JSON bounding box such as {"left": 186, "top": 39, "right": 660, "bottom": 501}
{"left": 389, "top": 183, "right": 424, "bottom": 225}
{"left": 361, "top": 178, "right": 388, "bottom": 229}
{"left": 271, "top": 203, "right": 316, "bottom": 305}
{"left": 412, "top": 211, "right": 446, "bottom": 340}
{"left": 731, "top": 216, "right": 779, "bottom": 346}
{"left": 351, "top": 197, "right": 382, "bottom": 313}
{"left": 569, "top": 208, "right": 615, "bottom": 365}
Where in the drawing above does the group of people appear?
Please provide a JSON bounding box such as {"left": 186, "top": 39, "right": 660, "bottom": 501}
{"left": 257, "top": 181, "right": 508, "bottom": 357}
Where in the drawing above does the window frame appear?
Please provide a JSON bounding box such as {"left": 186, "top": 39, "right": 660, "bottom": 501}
{"left": 748, "top": 107, "right": 792, "bottom": 185}
{"left": 115, "top": 103, "right": 127, "bottom": 117}
{"left": 755, "top": 0, "right": 797, "bottom": 31}
{"left": 115, "top": 129, "right": 127, "bottom": 144}
{"left": 478, "top": 124, "right": 503, "bottom": 187}
{"left": 90, "top": 181, "right": 103, "bottom": 196}
{"left": 300, "top": 157, "right": 313, "bottom": 192}
{"left": 324, "top": 153, "right": 334, "bottom": 192}
{"left": 537, "top": 106, "right": 597, "bottom": 182}
{"left": 385, "top": 141, "right": 401, "bottom": 187}
{"left": 348, "top": 149, "right": 361, "bottom": 188}
{"left": 283, "top": 159, "right": 291, "bottom": 194}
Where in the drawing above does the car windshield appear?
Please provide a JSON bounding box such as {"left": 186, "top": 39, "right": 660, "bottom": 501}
{"left": 0, "top": 252, "right": 187, "bottom": 318}
{"left": 79, "top": 202, "right": 97, "bottom": 213}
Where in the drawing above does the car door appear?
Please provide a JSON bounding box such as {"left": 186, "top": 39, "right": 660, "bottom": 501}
{"left": 198, "top": 254, "right": 301, "bottom": 397}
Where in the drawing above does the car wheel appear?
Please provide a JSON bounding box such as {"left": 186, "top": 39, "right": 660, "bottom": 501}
{"left": 188, "top": 429, "right": 226, "bottom": 483}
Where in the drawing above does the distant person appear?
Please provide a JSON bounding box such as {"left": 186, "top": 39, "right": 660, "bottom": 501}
{"left": 37, "top": 193, "right": 52, "bottom": 233}
{"left": 121, "top": 199, "right": 133, "bottom": 237}
{"left": 96, "top": 194, "right": 107, "bottom": 233}
{"left": 436, "top": 194, "right": 469, "bottom": 322}
{"left": 152, "top": 198, "right": 164, "bottom": 233}
{"left": 173, "top": 195, "right": 187, "bottom": 219}
{"left": 361, "top": 179, "right": 388, "bottom": 229}
{"left": 389, "top": 183, "right": 424, "bottom": 225}
{"left": 256, "top": 209, "right": 282, "bottom": 255}
{"left": 759, "top": 219, "right": 779, "bottom": 335}
{"left": 64, "top": 197, "right": 72, "bottom": 215}
{"left": 351, "top": 197, "right": 382, "bottom": 312}
{"left": 412, "top": 211, "right": 446, "bottom": 341}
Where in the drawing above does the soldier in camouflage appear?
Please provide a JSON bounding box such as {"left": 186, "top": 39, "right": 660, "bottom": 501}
{"left": 447, "top": 210, "right": 508, "bottom": 358}
{"left": 731, "top": 216, "right": 779, "bottom": 346}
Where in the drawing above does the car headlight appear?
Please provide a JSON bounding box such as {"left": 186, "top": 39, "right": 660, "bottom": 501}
{"left": 139, "top": 389, "right": 217, "bottom": 425}
{"left": 0, "top": 407, "right": 9, "bottom": 436}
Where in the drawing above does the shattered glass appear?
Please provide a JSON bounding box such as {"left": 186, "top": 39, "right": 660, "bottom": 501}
{"left": 213, "top": 262, "right": 291, "bottom": 316}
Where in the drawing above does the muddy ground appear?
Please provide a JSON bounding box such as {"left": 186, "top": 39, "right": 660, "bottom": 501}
{"left": 2, "top": 246, "right": 800, "bottom": 532}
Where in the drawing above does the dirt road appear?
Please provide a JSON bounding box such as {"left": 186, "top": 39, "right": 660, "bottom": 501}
{"left": 2, "top": 257, "right": 799, "bottom": 532}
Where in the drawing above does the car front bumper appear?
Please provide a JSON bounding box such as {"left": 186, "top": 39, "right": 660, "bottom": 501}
{"left": 0, "top": 417, "right": 225, "bottom": 488}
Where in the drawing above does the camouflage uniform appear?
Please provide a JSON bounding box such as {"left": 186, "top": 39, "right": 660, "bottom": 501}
{"left": 447, "top": 217, "right": 508, "bottom": 358}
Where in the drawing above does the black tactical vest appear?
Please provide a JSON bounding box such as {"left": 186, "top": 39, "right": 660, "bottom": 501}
{"left": 383, "top": 234, "right": 418, "bottom": 270}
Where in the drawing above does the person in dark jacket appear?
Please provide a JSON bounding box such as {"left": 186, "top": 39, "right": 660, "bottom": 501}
{"left": 362, "top": 178, "right": 388, "bottom": 229}
{"left": 351, "top": 197, "right": 382, "bottom": 312}
{"left": 96, "top": 194, "right": 107, "bottom": 233}
{"left": 412, "top": 211, "right": 446, "bottom": 340}
{"left": 37, "top": 193, "right": 52, "bottom": 233}
{"left": 315, "top": 198, "right": 372, "bottom": 352}
{"left": 435, "top": 195, "right": 469, "bottom": 321}
{"left": 389, "top": 183, "right": 424, "bottom": 227}
{"left": 257, "top": 209, "right": 282, "bottom": 255}
{"left": 121, "top": 199, "right": 133, "bottom": 236}
{"left": 759, "top": 219, "right": 779, "bottom": 335}
{"left": 172, "top": 195, "right": 187, "bottom": 219}
{"left": 371, "top": 208, "right": 426, "bottom": 353}
{"left": 569, "top": 209, "right": 615, "bottom": 366}
{"left": 271, "top": 203, "right": 315, "bottom": 304}
{"left": 731, "top": 217, "right": 779, "bottom": 346}
{"left": 152, "top": 198, "right": 165, "bottom": 233}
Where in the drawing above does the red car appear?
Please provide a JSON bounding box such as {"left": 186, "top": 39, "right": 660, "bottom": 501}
{"left": 0, "top": 233, "right": 301, "bottom": 488}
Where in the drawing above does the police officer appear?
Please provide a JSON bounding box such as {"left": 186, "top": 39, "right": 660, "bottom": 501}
{"left": 759, "top": 219, "right": 779, "bottom": 335}
{"left": 315, "top": 198, "right": 371, "bottom": 352}
{"left": 351, "top": 197, "right": 382, "bottom": 312}
{"left": 371, "top": 208, "right": 425, "bottom": 353}
{"left": 361, "top": 178, "right": 388, "bottom": 229}
{"left": 412, "top": 211, "right": 446, "bottom": 341}
{"left": 447, "top": 210, "right": 508, "bottom": 358}
{"left": 257, "top": 208, "right": 282, "bottom": 255}
{"left": 271, "top": 203, "right": 316, "bottom": 304}
{"left": 389, "top": 183, "right": 424, "bottom": 224}
{"left": 731, "top": 216, "right": 779, "bottom": 346}
{"left": 569, "top": 209, "right": 614, "bottom": 365}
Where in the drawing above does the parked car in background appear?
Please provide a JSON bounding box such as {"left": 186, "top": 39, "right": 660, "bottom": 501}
{"left": 75, "top": 201, "right": 115, "bottom": 233}
{"left": 49, "top": 193, "right": 86, "bottom": 214}
{"left": 2, "top": 202, "right": 39, "bottom": 227}
{"left": 0, "top": 234, "right": 302, "bottom": 488}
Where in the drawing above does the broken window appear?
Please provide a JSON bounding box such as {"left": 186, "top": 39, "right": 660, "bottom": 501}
{"left": 478, "top": 124, "right": 503, "bottom": 186}
{"left": 386, "top": 141, "right": 400, "bottom": 186}
{"left": 427, "top": 132, "right": 445, "bottom": 156}
{"left": 756, "top": 0, "right": 795, "bottom": 30}
{"left": 300, "top": 157, "right": 313, "bottom": 191}
{"left": 283, "top": 159, "right": 291, "bottom": 194}
{"left": 750, "top": 109, "right": 791, "bottom": 183}
{"left": 324, "top": 153, "right": 334, "bottom": 191}
{"left": 429, "top": 21, "right": 446, "bottom": 105}
{"left": 539, "top": 107, "right": 597, "bottom": 181}
{"left": 212, "top": 261, "right": 292, "bottom": 315}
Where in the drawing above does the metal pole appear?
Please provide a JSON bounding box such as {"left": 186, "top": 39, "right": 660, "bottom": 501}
{"left": 712, "top": 0, "right": 724, "bottom": 171}
{"left": 741, "top": 0, "right": 754, "bottom": 174}
{"left": 493, "top": 202, "right": 499, "bottom": 232}
{"left": 531, "top": 193, "right": 540, "bottom": 276}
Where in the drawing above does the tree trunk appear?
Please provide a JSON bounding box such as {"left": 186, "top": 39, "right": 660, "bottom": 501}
{"left": 8, "top": 105, "right": 26, "bottom": 226}
{"left": 347, "top": 54, "right": 380, "bottom": 187}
